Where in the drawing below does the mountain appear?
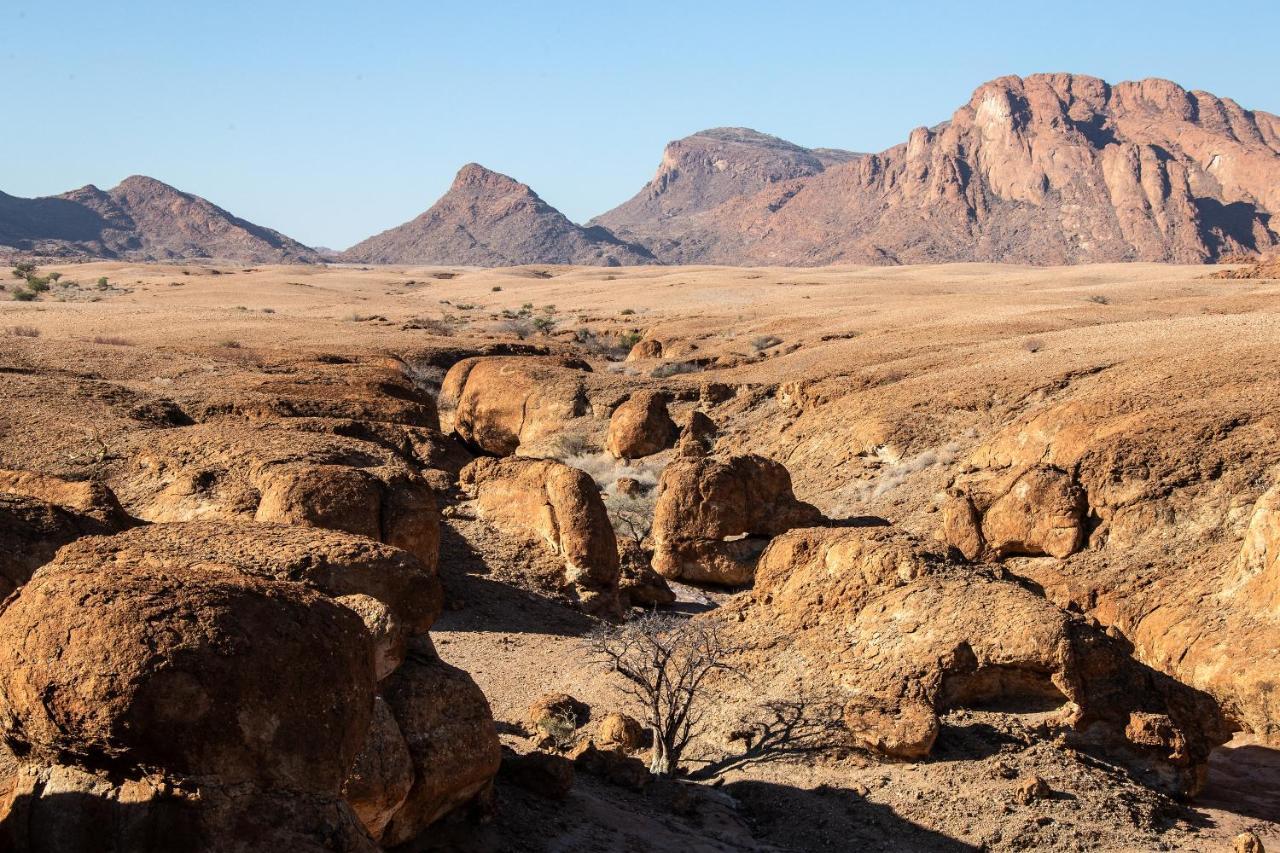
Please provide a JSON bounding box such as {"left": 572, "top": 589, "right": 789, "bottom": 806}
{"left": 592, "top": 74, "right": 1280, "bottom": 265}
{"left": 341, "top": 164, "right": 653, "bottom": 266}
{"left": 0, "top": 176, "right": 320, "bottom": 264}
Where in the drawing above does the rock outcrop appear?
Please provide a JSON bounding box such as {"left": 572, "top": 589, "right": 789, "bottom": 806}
{"left": 378, "top": 641, "right": 501, "bottom": 846}
{"left": 592, "top": 75, "right": 1280, "bottom": 265}
{"left": 0, "top": 176, "right": 319, "bottom": 263}
{"left": 739, "top": 525, "right": 1233, "bottom": 795}
{"left": 112, "top": 422, "right": 440, "bottom": 569}
{"left": 440, "top": 355, "right": 592, "bottom": 455}
{"left": 51, "top": 521, "right": 442, "bottom": 679}
{"left": 0, "top": 549, "right": 379, "bottom": 852}
{"left": 0, "top": 471, "right": 132, "bottom": 598}
{"left": 941, "top": 465, "right": 1088, "bottom": 560}
{"left": 651, "top": 453, "right": 823, "bottom": 585}
{"left": 606, "top": 391, "right": 677, "bottom": 460}
{"left": 461, "top": 456, "right": 621, "bottom": 616}
{"left": 341, "top": 164, "right": 654, "bottom": 267}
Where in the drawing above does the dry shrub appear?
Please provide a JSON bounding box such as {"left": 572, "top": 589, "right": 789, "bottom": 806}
{"left": 5, "top": 325, "right": 39, "bottom": 338}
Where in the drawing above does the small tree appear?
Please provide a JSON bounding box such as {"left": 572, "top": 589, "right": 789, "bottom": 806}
{"left": 589, "top": 613, "right": 737, "bottom": 776}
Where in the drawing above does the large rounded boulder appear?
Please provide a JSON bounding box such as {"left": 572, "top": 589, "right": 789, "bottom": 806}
{"left": 440, "top": 356, "right": 592, "bottom": 455}
{"left": 651, "top": 453, "right": 823, "bottom": 585}
{"left": 606, "top": 391, "right": 677, "bottom": 460}
{"left": 0, "top": 560, "right": 376, "bottom": 792}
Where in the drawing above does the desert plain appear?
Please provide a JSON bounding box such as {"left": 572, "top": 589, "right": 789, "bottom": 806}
{"left": 0, "top": 259, "right": 1277, "bottom": 852}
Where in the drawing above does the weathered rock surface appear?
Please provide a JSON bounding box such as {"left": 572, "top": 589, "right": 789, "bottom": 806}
{"left": 441, "top": 355, "right": 592, "bottom": 455}
{"left": 0, "top": 175, "right": 319, "bottom": 263}
{"left": 112, "top": 422, "right": 440, "bottom": 569}
{"left": 593, "top": 75, "right": 1280, "bottom": 265}
{"left": 606, "top": 391, "right": 677, "bottom": 460}
{"left": 51, "top": 520, "right": 442, "bottom": 671}
{"left": 341, "top": 696, "right": 414, "bottom": 842}
{"left": 942, "top": 464, "right": 1088, "bottom": 560}
{"left": 461, "top": 456, "right": 621, "bottom": 615}
{"left": 0, "top": 558, "right": 375, "bottom": 791}
{"left": 739, "top": 525, "right": 1233, "bottom": 795}
{"left": 341, "top": 164, "right": 654, "bottom": 267}
{"left": 379, "top": 642, "right": 502, "bottom": 847}
{"left": 651, "top": 453, "right": 823, "bottom": 585}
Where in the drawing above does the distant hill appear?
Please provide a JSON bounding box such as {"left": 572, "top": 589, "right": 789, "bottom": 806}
{"left": 0, "top": 176, "right": 319, "bottom": 264}
{"left": 591, "top": 74, "right": 1280, "bottom": 265}
{"left": 341, "top": 164, "right": 653, "bottom": 267}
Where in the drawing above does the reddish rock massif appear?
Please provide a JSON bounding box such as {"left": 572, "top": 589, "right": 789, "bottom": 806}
{"left": 341, "top": 164, "right": 653, "bottom": 266}
{"left": 594, "top": 74, "right": 1280, "bottom": 265}
{"left": 0, "top": 175, "right": 319, "bottom": 263}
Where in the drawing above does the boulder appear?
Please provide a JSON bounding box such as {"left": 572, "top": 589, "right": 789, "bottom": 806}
{"left": 1233, "top": 484, "right": 1280, "bottom": 611}
{"left": 0, "top": 559, "right": 375, "bottom": 793}
{"left": 440, "top": 356, "right": 592, "bottom": 455}
{"left": 568, "top": 743, "right": 651, "bottom": 790}
{"left": 674, "top": 410, "right": 718, "bottom": 458}
{"left": 941, "top": 464, "right": 1087, "bottom": 560}
{"left": 462, "top": 457, "right": 621, "bottom": 615}
{"left": 0, "top": 762, "right": 379, "bottom": 853}
{"left": 192, "top": 357, "right": 439, "bottom": 429}
{"left": 379, "top": 642, "right": 502, "bottom": 847}
{"left": 499, "top": 748, "right": 575, "bottom": 800}
{"left": 618, "top": 538, "right": 676, "bottom": 607}
{"left": 606, "top": 391, "right": 677, "bottom": 460}
{"left": 51, "top": 520, "right": 442, "bottom": 646}
{"left": 528, "top": 693, "right": 591, "bottom": 730}
{"left": 341, "top": 697, "right": 414, "bottom": 842}
{"left": 0, "top": 469, "right": 132, "bottom": 528}
{"left": 651, "top": 454, "right": 823, "bottom": 585}
{"left": 741, "top": 525, "right": 1233, "bottom": 795}
{"left": 625, "top": 338, "right": 663, "bottom": 361}
{"left": 595, "top": 712, "right": 645, "bottom": 752}
{"left": 113, "top": 422, "right": 440, "bottom": 570}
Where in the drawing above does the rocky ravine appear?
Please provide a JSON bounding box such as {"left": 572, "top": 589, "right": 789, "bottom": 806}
{"left": 0, "top": 175, "right": 320, "bottom": 264}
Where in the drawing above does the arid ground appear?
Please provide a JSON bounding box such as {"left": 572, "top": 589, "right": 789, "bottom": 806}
{"left": 1, "top": 260, "right": 1278, "bottom": 852}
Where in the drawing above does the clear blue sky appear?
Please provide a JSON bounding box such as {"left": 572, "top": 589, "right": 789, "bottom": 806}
{"left": 5, "top": 1, "right": 1278, "bottom": 249}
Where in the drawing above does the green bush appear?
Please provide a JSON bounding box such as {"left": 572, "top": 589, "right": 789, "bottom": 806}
{"left": 11, "top": 262, "right": 36, "bottom": 279}
{"left": 97, "top": 276, "right": 109, "bottom": 289}
{"left": 25, "top": 276, "right": 50, "bottom": 293}
{"left": 12, "top": 288, "right": 36, "bottom": 302}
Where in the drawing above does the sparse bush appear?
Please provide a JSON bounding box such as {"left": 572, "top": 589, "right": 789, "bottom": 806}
{"left": 620, "top": 308, "right": 636, "bottom": 316}
{"left": 5, "top": 325, "right": 39, "bottom": 337}
{"left": 92, "top": 336, "right": 133, "bottom": 346}
{"left": 1087, "top": 294, "right": 1110, "bottom": 305}
{"left": 651, "top": 360, "right": 704, "bottom": 379}
{"left": 532, "top": 315, "right": 557, "bottom": 335}
{"left": 491, "top": 285, "right": 502, "bottom": 292}
{"left": 218, "top": 339, "right": 242, "bottom": 349}
{"left": 1024, "top": 338, "right": 1045, "bottom": 353}
{"left": 534, "top": 708, "right": 580, "bottom": 752}
{"left": 11, "top": 288, "right": 36, "bottom": 302}
{"left": 11, "top": 262, "right": 36, "bottom": 279}
{"left": 454, "top": 303, "right": 475, "bottom": 311}
{"left": 751, "top": 334, "right": 783, "bottom": 351}
{"left": 261, "top": 307, "right": 276, "bottom": 314}
{"left": 588, "top": 613, "right": 739, "bottom": 776}
{"left": 497, "top": 318, "right": 534, "bottom": 339}
{"left": 47, "top": 272, "right": 62, "bottom": 282}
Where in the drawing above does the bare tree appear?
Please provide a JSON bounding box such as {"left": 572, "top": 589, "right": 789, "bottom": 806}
{"left": 588, "top": 612, "right": 737, "bottom": 776}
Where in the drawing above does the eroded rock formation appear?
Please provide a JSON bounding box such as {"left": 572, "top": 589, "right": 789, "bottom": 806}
{"left": 461, "top": 456, "right": 621, "bottom": 615}
{"left": 651, "top": 453, "right": 823, "bottom": 585}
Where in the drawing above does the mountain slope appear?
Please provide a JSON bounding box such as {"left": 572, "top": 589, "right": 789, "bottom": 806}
{"left": 342, "top": 164, "right": 654, "bottom": 267}
{"left": 593, "top": 74, "right": 1280, "bottom": 265}
{"left": 0, "top": 176, "right": 320, "bottom": 264}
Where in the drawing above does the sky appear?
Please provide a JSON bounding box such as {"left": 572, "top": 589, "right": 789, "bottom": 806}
{"left": 4, "top": 1, "right": 1279, "bottom": 249}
